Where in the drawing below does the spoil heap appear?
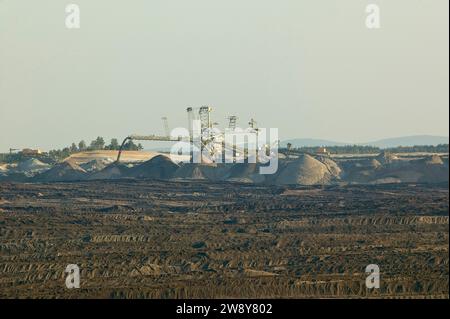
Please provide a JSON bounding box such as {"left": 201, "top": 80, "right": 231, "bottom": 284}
{"left": 368, "top": 158, "right": 382, "bottom": 169}
{"left": 376, "top": 151, "right": 398, "bottom": 165}
{"left": 16, "top": 158, "right": 51, "bottom": 174}
{"left": 275, "top": 154, "right": 334, "bottom": 185}
{"left": 0, "top": 172, "right": 29, "bottom": 182}
{"left": 80, "top": 159, "right": 112, "bottom": 173}
{"left": 316, "top": 156, "right": 342, "bottom": 178}
{"left": 370, "top": 155, "right": 448, "bottom": 184}
{"left": 128, "top": 155, "right": 179, "bottom": 179}
{"left": 339, "top": 158, "right": 382, "bottom": 183}
{"left": 174, "top": 163, "right": 223, "bottom": 180}
{"left": 88, "top": 162, "right": 130, "bottom": 180}
{"left": 424, "top": 155, "right": 444, "bottom": 165}
{"left": 33, "top": 160, "right": 87, "bottom": 182}
{"left": 227, "top": 163, "right": 265, "bottom": 183}
{"left": 0, "top": 164, "right": 8, "bottom": 173}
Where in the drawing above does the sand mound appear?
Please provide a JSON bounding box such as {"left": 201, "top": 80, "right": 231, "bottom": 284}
{"left": 415, "top": 157, "right": 448, "bottom": 183}
{"left": 368, "top": 155, "right": 448, "bottom": 184}
{"left": 80, "top": 158, "right": 112, "bottom": 172}
{"left": 424, "top": 155, "right": 444, "bottom": 165}
{"left": 339, "top": 154, "right": 448, "bottom": 184}
{"left": 409, "top": 155, "right": 444, "bottom": 167}
{"left": 174, "top": 163, "right": 226, "bottom": 180}
{"left": 128, "top": 155, "right": 179, "bottom": 179}
{"left": 16, "top": 158, "right": 51, "bottom": 173}
{"left": 33, "top": 160, "right": 87, "bottom": 182}
{"left": 88, "top": 162, "right": 130, "bottom": 180}
{"left": 316, "top": 156, "right": 342, "bottom": 177}
{"left": 226, "top": 163, "right": 267, "bottom": 183}
{"left": 376, "top": 151, "right": 398, "bottom": 165}
{"left": 339, "top": 159, "right": 377, "bottom": 183}
{"left": 275, "top": 154, "right": 333, "bottom": 185}
{"left": 369, "top": 158, "right": 382, "bottom": 169}
{"left": 174, "top": 164, "right": 212, "bottom": 180}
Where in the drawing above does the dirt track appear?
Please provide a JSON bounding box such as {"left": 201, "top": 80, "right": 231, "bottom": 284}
{"left": 0, "top": 180, "right": 448, "bottom": 298}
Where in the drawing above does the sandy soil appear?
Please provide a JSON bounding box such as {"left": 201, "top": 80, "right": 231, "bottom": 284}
{"left": 66, "top": 150, "right": 160, "bottom": 163}
{"left": 66, "top": 150, "right": 189, "bottom": 164}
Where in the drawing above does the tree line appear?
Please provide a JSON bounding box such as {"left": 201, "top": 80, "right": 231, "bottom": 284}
{"left": 281, "top": 144, "right": 449, "bottom": 155}
{"left": 47, "top": 137, "right": 143, "bottom": 160}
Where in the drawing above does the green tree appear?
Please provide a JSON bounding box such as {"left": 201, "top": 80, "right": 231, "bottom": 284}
{"left": 70, "top": 143, "right": 78, "bottom": 153}
{"left": 78, "top": 140, "right": 87, "bottom": 151}
{"left": 89, "top": 136, "right": 105, "bottom": 150}
{"left": 123, "top": 140, "right": 139, "bottom": 151}
{"left": 108, "top": 138, "right": 120, "bottom": 150}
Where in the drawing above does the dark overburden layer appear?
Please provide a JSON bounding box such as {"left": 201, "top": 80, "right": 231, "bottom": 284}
{"left": 0, "top": 180, "right": 448, "bottom": 298}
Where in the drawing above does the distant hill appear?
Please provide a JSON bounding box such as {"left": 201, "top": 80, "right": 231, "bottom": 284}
{"left": 364, "top": 135, "right": 449, "bottom": 148}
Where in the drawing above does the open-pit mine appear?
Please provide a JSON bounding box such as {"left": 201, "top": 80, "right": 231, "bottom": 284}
{"left": 0, "top": 178, "right": 448, "bottom": 298}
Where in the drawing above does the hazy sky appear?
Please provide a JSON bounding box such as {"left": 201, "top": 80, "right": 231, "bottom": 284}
{"left": 0, "top": 0, "right": 448, "bottom": 151}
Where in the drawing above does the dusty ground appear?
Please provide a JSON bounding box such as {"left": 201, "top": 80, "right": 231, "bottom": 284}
{"left": 0, "top": 180, "right": 448, "bottom": 299}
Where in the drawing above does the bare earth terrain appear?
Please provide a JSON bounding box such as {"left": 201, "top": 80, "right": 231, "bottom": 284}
{"left": 0, "top": 180, "right": 448, "bottom": 298}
